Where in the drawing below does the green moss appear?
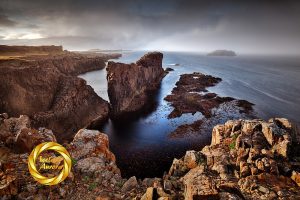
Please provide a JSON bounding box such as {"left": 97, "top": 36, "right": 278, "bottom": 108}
{"left": 83, "top": 176, "right": 90, "bottom": 182}
{"left": 228, "top": 134, "right": 238, "bottom": 150}
{"left": 71, "top": 157, "right": 77, "bottom": 166}
{"left": 88, "top": 182, "right": 98, "bottom": 191}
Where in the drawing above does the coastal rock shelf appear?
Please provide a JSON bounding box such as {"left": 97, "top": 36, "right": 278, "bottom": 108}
{"left": 107, "top": 52, "right": 165, "bottom": 119}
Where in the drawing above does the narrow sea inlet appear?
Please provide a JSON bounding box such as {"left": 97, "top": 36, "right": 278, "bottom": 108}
{"left": 79, "top": 51, "right": 300, "bottom": 178}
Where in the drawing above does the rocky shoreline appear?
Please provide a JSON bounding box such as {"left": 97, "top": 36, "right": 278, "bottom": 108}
{"left": 165, "top": 72, "right": 254, "bottom": 138}
{"left": 1, "top": 114, "right": 299, "bottom": 199}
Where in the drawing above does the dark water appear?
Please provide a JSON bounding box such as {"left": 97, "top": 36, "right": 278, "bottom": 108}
{"left": 79, "top": 51, "right": 300, "bottom": 178}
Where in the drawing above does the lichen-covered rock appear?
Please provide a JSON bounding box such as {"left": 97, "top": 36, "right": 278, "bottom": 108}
{"left": 107, "top": 52, "right": 164, "bottom": 119}
{"left": 166, "top": 118, "right": 300, "bottom": 200}
{"left": 70, "top": 129, "right": 116, "bottom": 162}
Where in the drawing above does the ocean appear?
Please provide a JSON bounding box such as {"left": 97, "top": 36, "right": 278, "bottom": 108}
{"left": 79, "top": 51, "right": 300, "bottom": 178}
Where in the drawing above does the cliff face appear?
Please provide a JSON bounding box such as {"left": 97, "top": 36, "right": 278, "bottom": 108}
{"left": 0, "top": 63, "right": 109, "bottom": 141}
{"left": 106, "top": 52, "right": 165, "bottom": 119}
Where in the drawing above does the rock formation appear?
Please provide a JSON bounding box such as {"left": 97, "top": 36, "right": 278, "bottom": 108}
{"left": 0, "top": 114, "right": 56, "bottom": 153}
{"left": 159, "top": 118, "right": 300, "bottom": 199}
{"left": 165, "top": 72, "right": 254, "bottom": 138}
{"left": 107, "top": 52, "right": 165, "bottom": 119}
{"left": 0, "top": 58, "right": 109, "bottom": 141}
{"left": 207, "top": 49, "right": 237, "bottom": 56}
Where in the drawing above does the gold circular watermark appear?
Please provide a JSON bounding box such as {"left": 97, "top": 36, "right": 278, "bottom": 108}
{"left": 28, "top": 142, "right": 72, "bottom": 185}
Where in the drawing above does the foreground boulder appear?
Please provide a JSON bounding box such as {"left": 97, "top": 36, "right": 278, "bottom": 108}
{"left": 107, "top": 52, "right": 165, "bottom": 119}
{"left": 0, "top": 62, "right": 109, "bottom": 141}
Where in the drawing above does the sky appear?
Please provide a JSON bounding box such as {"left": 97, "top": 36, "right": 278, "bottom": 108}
{"left": 0, "top": 0, "right": 300, "bottom": 54}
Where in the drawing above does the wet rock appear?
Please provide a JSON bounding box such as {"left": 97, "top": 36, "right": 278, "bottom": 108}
{"left": 121, "top": 176, "right": 138, "bottom": 192}
{"left": 107, "top": 52, "right": 164, "bottom": 119}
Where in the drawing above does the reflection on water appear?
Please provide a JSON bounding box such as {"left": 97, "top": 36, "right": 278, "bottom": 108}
{"left": 79, "top": 51, "right": 300, "bottom": 178}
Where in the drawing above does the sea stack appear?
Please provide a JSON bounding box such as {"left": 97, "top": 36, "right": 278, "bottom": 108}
{"left": 106, "top": 52, "right": 165, "bottom": 119}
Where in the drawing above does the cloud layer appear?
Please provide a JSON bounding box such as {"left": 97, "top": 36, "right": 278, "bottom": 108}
{"left": 0, "top": 0, "right": 300, "bottom": 54}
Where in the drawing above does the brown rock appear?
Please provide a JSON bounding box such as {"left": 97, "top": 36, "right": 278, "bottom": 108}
{"left": 70, "top": 129, "right": 116, "bottom": 162}
{"left": 291, "top": 171, "right": 300, "bottom": 187}
{"left": 183, "top": 166, "right": 219, "bottom": 200}
{"left": 0, "top": 60, "right": 109, "bottom": 141}
{"left": 121, "top": 176, "right": 138, "bottom": 192}
{"left": 183, "top": 150, "right": 198, "bottom": 169}
{"left": 0, "top": 115, "right": 56, "bottom": 152}
{"left": 107, "top": 52, "right": 164, "bottom": 119}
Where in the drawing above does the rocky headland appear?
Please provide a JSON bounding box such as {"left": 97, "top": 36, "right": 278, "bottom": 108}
{"left": 207, "top": 50, "right": 237, "bottom": 56}
{"left": 107, "top": 52, "right": 165, "bottom": 119}
{"left": 1, "top": 114, "right": 299, "bottom": 199}
{"left": 165, "top": 72, "right": 254, "bottom": 138}
{"left": 0, "top": 46, "right": 122, "bottom": 141}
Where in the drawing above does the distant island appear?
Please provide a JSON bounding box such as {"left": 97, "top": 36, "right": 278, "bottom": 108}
{"left": 207, "top": 49, "right": 237, "bottom": 56}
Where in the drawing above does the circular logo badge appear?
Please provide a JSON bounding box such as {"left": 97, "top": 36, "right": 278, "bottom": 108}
{"left": 28, "top": 142, "right": 72, "bottom": 185}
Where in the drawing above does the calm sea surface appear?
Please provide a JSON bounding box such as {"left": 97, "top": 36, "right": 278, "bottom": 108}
{"left": 79, "top": 51, "right": 300, "bottom": 178}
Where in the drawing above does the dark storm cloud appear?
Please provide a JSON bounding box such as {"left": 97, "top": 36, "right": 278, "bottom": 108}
{"left": 0, "top": 0, "right": 300, "bottom": 54}
{"left": 0, "top": 14, "right": 17, "bottom": 27}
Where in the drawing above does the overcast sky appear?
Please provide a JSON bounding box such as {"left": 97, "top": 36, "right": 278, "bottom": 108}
{"left": 0, "top": 0, "right": 300, "bottom": 54}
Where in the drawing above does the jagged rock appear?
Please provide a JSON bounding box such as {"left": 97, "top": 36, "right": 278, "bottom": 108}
{"left": 121, "top": 176, "right": 138, "bottom": 192}
{"left": 168, "top": 118, "right": 300, "bottom": 200}
{"left": 107, "top": 52, "right": 164, "bottom": 119}
{"left": 141, "top": 187, "right": 155, "bottom": 200}
{"left": 76, "top": 157, "right": 105, "bottom": 175}
{"left": 183, "top": 151, "right": 198, "bottom": 169}
{"left": 168, "top": 158, "right": 188, "bottom": 177}
{"left": 262, "top": 120, "right": 292, "bottom": 158}
{"left": 291, "top": 171, "right": 300, "bottom": 187}
{"left": 70, "top": 129, "right": 116, "bottom": 162}
{"left": 163, "top": 180, "right": 173, "bottom": 191}
{"left": 183, "top": 166, "right": 219, "bottom": 200}
{"left": 0, "top": 115, "right": 56, "bottom": 152}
